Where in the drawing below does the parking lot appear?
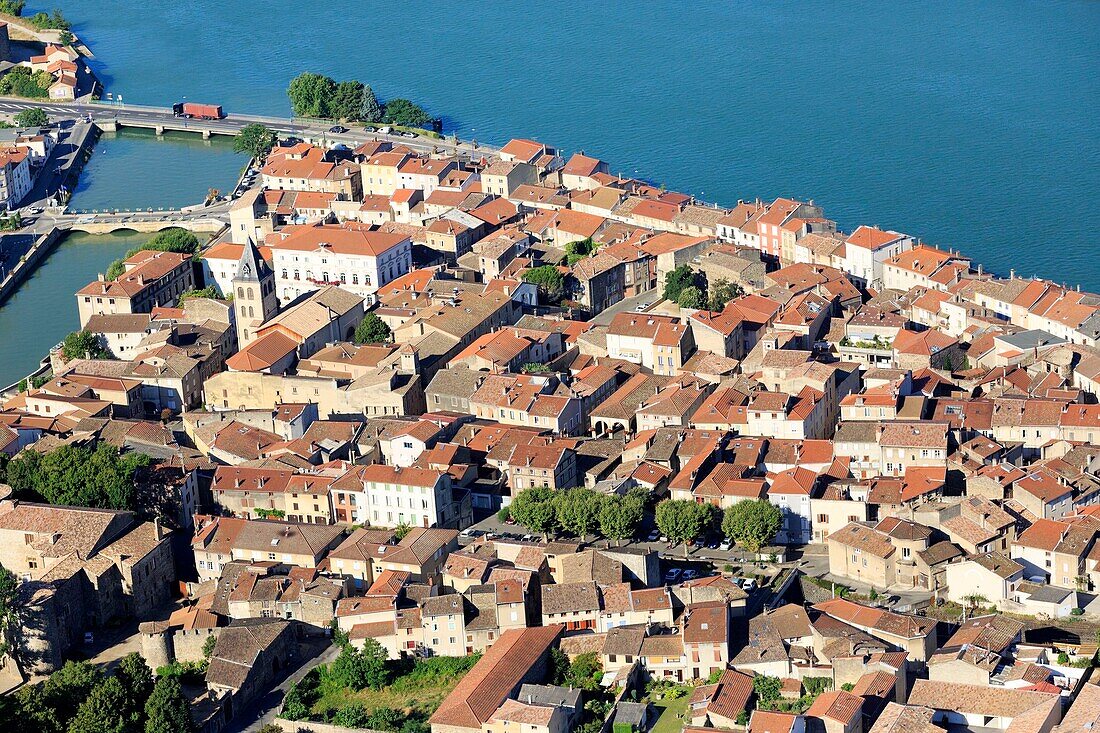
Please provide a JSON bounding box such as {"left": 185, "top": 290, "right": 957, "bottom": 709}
{"left": 461, "top": 513, "right": 779, "bottom": 596}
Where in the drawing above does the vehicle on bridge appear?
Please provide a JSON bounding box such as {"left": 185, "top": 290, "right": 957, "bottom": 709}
{"left": 172, "top": 102, "right": 224, "bottom": 120}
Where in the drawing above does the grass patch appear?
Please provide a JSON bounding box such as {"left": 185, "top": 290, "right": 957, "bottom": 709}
{"left": 805, "top": 575, "right": 854, "bottom": 597}
{"left": 651, "top": 696, "right": 691, "bottom": 733}
{"left": 305, "top": 654, "right": 478, "bottom": 724}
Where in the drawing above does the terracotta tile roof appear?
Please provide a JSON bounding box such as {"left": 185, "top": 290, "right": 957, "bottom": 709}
{"left": 748, "top": 711, "right": 801, "bottom": 733}
{"left": 827, "top": 522, "right": 894, "bottom": 558}
{"left": 806, "top": 690, "right": 863, "bottom": 725}
{"left": 429, "top": 625, "right": 562, "bottom": 729}
{"left": 846, "top": 225, "right": 906, "bottom": 251}
{"left": 907, "top": 679, "right": 1059, "bottom": 719}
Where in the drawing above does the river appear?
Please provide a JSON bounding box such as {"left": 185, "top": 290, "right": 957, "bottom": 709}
{"left": 0, "top": 231, "right": 150, "bottom": 386}
{"left": 0, "top": 0, "right": 1097, "bottom": 384}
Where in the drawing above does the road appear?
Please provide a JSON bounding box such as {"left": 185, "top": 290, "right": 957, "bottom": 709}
{"left": 0, "top": 96, "right": 502, "bottom": 159}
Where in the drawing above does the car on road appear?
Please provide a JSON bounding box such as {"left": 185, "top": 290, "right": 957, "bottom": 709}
{"left": 329, "top": 125, "right": 348, "bottom": 133}
{"left": 682, "top": 569, "right": 699, "bottom": 581}
{"left": 663, "top": 568, "right": 682, "bottom": 584}
{"left": 635, "top": 302, "right": 651, "bottom": 312}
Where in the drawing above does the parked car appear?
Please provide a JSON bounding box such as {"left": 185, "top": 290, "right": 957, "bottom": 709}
{"left": 635, "top": 302, "right": 651, "bottom": 312}
{"left": 663, "top": 568, "right": 682, "bottom": 583}
{"left": 83, "top": 631, "right": 94, "bottom": 645}
{"left": 739, "top": 578, "right": 758, "bottom": 592}
{"left": 329, "top": 125, "right": 348, "bottom": 133}
{"left": 682, "top": 569, "right": 699, "bottom": 581}
{"left": 402, "top": 130, "right": 418, "bottom": 138}
{"left": 706, "top": 538, "right": 721, "bottom": 550}
{"left": 647, "top": 529, "right": 661, "bottom": 542}
{"left": 364, "top": 126, "right": 377, "bottom": 132}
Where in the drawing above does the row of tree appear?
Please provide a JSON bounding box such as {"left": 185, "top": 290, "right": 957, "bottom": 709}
{"left": 507, "top": 486, "right": 783, "bottom": 557}
{"left": 663, "top": 265, "right": 744, "bottom": 310}
{"left": 507, "top": 486, "right": 648, "bottom": 543}
{"left": 655, "top": 498, "right": 782, "bottom": 557}
{"left": 0, "top": 655, "right": 194, "bottom": 733}
{"left": 287, "top": 72, "right": 432, "bottom": 127}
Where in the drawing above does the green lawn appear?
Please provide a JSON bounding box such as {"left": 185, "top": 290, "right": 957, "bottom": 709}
{"left": 651, "top": 695, "right": 691, "bottom": 733}
{"left": 309, "top": 654, "right": 477, "bottom": 721}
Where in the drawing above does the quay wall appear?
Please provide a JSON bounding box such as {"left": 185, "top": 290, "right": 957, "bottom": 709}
{"left": 0, "top": 226, "right": 65, "bottom": 306}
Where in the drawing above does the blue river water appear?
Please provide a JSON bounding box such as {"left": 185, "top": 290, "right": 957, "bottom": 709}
{"left": 0, "top": 0, "right": 1097, "bottom": 385}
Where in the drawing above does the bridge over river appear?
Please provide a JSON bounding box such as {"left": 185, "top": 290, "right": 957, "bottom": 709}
{"left": 0, "top": 96, "right": 499, "bottom": 156}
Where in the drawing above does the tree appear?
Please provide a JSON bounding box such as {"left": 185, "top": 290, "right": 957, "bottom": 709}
{"left": 382, "top": 98, "right": 431, "bottom": 128}
{"left": 177, "top": 286, "right": 220, "bottom": 305}
{"left": 509, "top": 487, "right": 558, "bottom": 539}
{"left": 598, "top": 494, "right": 643, "bottom": 545}
{"left": 554, "top": 488, "right": 602, "bottom": 540}
{"left": 663, "top": 265, "right": 699, "bottom": 302}
{"left": 68, "top": 677, "right": 129, "bottom": 733}
{"left": 42, "top": 660, "right": 102, "bottom": 724}
{"left": 365, "top": 708, "right": 404, "bottom": 732}
{"left": 333, "top": 704, "right": 372, "bottom": 728}
{"left": 144, "top": 676, "right": 194, "bottom": 733}
{"left": 329, "top": 618, "right": 349, "bottom": 648}
{"left": 565, "top": 238, "right": 596, "bottom": 257}
{"left": 201, "top": 634, "right": 217, "bottom": 659}
{"left": 361, "top": 85, "right": 383, "bottom": 123}
{"left": 961, "top": 593, "right": 989, "bottom": 621}
{"left": 722, "top": 500, "right": 782, "bottom": 553}
{"left": 562, "top": 652, "right": 602, "bottom": 691}
{"left": 330, "top": 639, "right": 389, "bottom": 691}
{"left": 0, "top": 563, "right": 17, "bottom": 659}
{"left": 393, "top": 522, "right": 412, "bottom": 540}
{"left": 353, "top": 313, "right": 392, "bottom": 344}
{"left": 2, "top": 443, "right": 149, "bottom": 510}
{"left": 58, "top": 29, "right": 73, "bottom": 46}
{"left": 676, "top": 285, "right": 705, "bottom": 309}
{"left": 279, "top": 684, "right": 310, "bottom": 720}
{"left": 547, "top": 647, "right": 570, "bottom": 685}
{"left": 752, "top": 674, "right": 782, "bottom": 705}
{"left": 655, "top": 499, "right": 716, "bottom": 557}
{"left": 233, "top": 123, "right": 276, "bottom": 159}
{"left": 258, "top": 726, "right": 285, "bottom": 733}
{"left": 522, "top": 265, "right": 564, "bottom": 303}
{"left": 0, "top": 1, "right": 25, "bottom": 16}
{"left": 14, "top": 108, "right": 47, "bottom": 127}
{"left": 330, "top": 79, "right": 364, "bottom": 120}
{"left": 706, "top": 278, "right": 743, "bottom": 311}
{"left": 61, "top": 330, "right": 112, "bottom": 360}
{"left": 0, "top": 66, "right": 50, "bottom": 98}
{"left": 115, "top": 652, "right": 153, "bottom": 725}
{"left": 287, "top": 72, "right": 338, "bottom": 118}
